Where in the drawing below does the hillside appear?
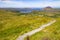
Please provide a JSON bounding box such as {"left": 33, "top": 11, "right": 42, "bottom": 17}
{"left": 0, "top": 10, "right": 52, "bottom": 40}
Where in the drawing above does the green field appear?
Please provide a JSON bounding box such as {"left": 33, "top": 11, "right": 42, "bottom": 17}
{"left": 27, "top": 18, "right": 60, "bottom": 40}
{"left": 0, "top": 10, "right": 53, "bottom": 40}
{"left": 0, "top": 9, "right": 60, "bottom": 40}
{"left": 24, "top": 11, "right": 60, "bottom": 40}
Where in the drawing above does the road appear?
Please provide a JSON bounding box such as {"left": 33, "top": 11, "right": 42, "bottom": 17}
{"left": 16, "top": 20, "right": 56, "bottom": 40}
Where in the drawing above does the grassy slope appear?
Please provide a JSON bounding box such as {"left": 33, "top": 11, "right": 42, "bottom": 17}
{"left": 29, "top": 16, "right": 60, "bottom": 40}
{"left": 0, "top": 10, "right": 52, "bottom": 40}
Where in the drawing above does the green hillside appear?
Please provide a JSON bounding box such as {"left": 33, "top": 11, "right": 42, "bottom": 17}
{"left": 28, "top": 18, "right": 60, "bottom": 40}
{"left": 0, "top": 10, "right": 53, "bottom": 40}
{"left": 24, "top": 11, "right": 60, "bottom": 40}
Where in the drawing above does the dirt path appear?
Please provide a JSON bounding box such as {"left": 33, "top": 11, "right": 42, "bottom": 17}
{"left": 16, "top": 20, "right": 56, "bottom": 40}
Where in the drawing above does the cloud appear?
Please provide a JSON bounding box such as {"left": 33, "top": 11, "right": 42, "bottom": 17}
{"left": 0, "top": 0, "right": 60, "bottom": 1}
{"left": 0, "top": 1, "right": 60, "bottom": 8}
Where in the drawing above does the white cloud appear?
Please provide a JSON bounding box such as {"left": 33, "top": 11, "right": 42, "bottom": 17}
{"left": 0, "top": 1, "right": 60, "bottom": 8}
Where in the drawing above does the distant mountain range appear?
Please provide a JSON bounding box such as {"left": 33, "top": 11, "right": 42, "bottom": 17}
{"left": 0, "top": 8, "right": 42, "bottom": 13}
{"left": 0, "top": 7, "right": 60, "bottom": 13}
{"left": 0, "top": 7, "right": 60, "bottom": 11}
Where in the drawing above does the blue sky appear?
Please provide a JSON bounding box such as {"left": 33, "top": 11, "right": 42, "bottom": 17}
{"left": 0, "top": 0, "right": 60, "bottom": 8}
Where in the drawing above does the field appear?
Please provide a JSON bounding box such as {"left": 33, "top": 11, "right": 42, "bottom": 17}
{"left": 0, "top": 10, "right": 53, "bottom": 40}
{"left": 24, "top": 11, "right": 60, "bottom": 40}
{"left": 28, "top": 18, "right": 60, "bottom": 40}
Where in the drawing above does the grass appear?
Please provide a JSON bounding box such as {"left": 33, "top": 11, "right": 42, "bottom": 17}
{"left": 0, "top": 10, "right": 52, "bottom": 40}
{"left": 29, "top": 18, "right": 60, "bottom": 40}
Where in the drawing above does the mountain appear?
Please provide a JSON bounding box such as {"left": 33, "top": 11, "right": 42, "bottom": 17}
{"left": 0, "top": 8, "right": 42, "bottom": 13}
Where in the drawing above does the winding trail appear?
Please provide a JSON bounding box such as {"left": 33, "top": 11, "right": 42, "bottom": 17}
{"left": 16, "top": 20, "right": 56, "bottom": 40}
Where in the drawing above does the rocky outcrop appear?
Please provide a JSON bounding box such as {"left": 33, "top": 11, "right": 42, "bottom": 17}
{"left": 44, "top": 6, "right": 53, "bottom": 11}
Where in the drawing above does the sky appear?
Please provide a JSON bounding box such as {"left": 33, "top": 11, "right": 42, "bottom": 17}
{"left": 0, "top": 0, "right": 60, "bottom": 8}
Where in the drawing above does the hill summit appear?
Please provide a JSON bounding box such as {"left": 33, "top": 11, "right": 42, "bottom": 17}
{"left": 44, "top": 6, "right": 53, "bottom": 10}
